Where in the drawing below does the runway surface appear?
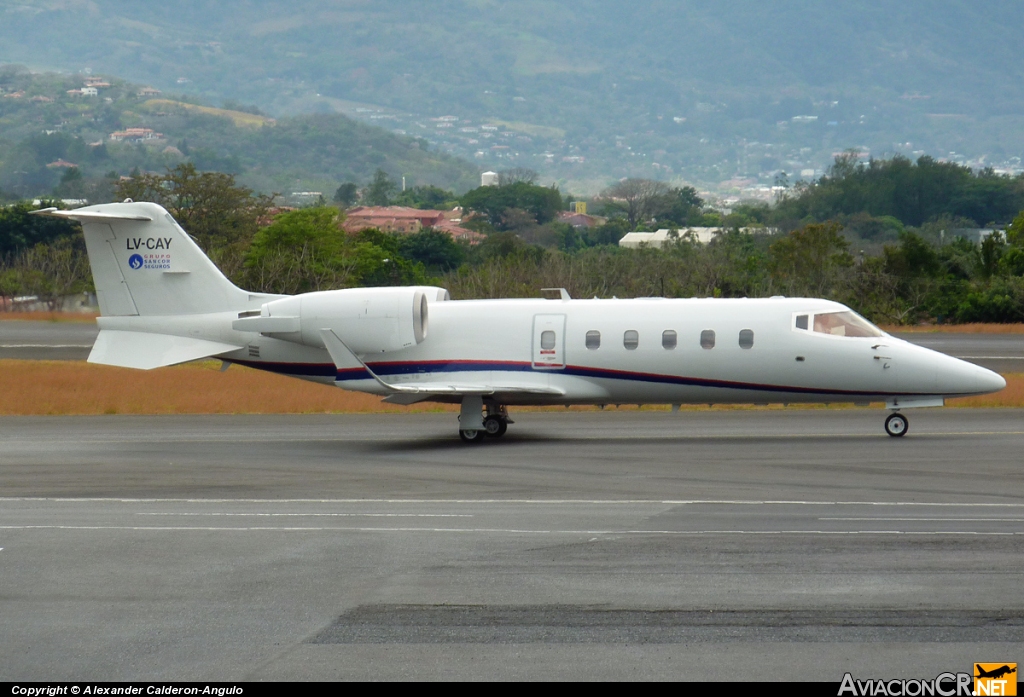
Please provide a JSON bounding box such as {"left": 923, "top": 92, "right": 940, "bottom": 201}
{"left": 1, "top": 320, "right": 1023, "bottom": 372}
{"left": 1, "top": 409, "right": 1022, "bottom": 680}
{"left": 0, "top": 319, "right": 97, "bottom": 360}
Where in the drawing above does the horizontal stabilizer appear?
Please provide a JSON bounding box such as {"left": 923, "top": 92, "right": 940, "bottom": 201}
{"left": 88, "top": 330, "right": 242, "bottom": 370}
{"left": 30, "top": 207, "right": 153, "bottom": 223}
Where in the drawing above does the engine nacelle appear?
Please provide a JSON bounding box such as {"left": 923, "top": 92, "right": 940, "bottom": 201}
{"left": 233, "top": 286, "right": 449, "bottom": 354}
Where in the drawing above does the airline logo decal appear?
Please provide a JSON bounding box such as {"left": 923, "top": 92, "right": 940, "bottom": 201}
{"left": 126, "top": 238, "right": 172, "bottom": 270}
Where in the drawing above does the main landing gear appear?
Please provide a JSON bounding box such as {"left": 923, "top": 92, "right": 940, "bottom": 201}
{"left": 884, "top": 411, "right": 909, "bottom": 437}
{"left": 458, "top": 397, "right": 512, "bottom": 443}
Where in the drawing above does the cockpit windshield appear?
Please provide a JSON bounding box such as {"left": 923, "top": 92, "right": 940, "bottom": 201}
{"left": 807, "top": 310, "right": 882, "bottom": 338}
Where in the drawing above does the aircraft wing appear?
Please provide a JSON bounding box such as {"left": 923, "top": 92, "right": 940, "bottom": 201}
{"left": 319, "top": 329, "right": 564, "bottom": 403}
{"left": 381, "top": 384, "right": 564, "bottom": 405}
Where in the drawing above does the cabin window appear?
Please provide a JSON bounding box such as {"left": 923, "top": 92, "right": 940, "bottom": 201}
{"left": 540, "top": 330, "right": 556, "bottom": 350}
{"left": 623, "top": 330, "right": 639, "bottom": 350}
{"left": 739, "top": 329, "right": 754, "bottom": 349}
{"left": 585, "top": 330, "right": 601, "bottom": 350}
{"left": 662, "top": 330, "right": 677, "bottom": 349}
{"left": 812, "top": 311, "right": 882, "bottom": 338}
{"left": 795, "top": 314, "right": 809, "bottom": 330}
{"left": 700, "top": 330, "right": 716, "bottom": 349}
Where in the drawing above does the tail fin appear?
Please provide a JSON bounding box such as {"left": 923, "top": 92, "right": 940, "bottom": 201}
{"left": 32, "top": 201, "right": 251, "bottom": 316}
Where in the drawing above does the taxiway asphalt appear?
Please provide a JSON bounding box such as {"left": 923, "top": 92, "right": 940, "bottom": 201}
{"left": 0, "top": 409, "right": 1022, "bottom": 680}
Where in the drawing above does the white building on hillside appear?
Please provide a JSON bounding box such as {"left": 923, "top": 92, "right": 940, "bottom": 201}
{"left": 619, "top": 228, "right": 721, "bottom": 248}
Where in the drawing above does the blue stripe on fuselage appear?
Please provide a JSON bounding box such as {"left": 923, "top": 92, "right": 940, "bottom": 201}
{"left": 231, "top": 358, "right": 928, "bottom": 398}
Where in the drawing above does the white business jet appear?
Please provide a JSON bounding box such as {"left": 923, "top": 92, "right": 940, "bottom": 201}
{"left": 33, "top": 201, "right": 1006, "bottom": 442}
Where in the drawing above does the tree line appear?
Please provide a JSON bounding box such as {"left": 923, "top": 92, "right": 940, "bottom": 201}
{"left": 4, "top": 157, "right": 1024, "bottom": 323}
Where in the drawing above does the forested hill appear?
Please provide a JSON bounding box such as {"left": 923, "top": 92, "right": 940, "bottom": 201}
{"left": 3, "top": 1, "right": 1024, "bottom": 185}
{"left": 0, "top": 69, "right": 480, "bottom": 199}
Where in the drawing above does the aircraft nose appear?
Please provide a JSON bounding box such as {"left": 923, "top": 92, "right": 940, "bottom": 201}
{"left": 951, "top": 361, "right": 1005, "bottom": 395}
{"left": 978, "top": 367, "right": 1007, "bottom": 394}
{"left": 926, "top": 347, "right": 1006, "bottom": 396}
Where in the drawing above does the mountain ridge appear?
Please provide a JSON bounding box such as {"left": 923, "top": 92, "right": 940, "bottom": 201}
{"left": 3, "top": 1, "right": 1023, "bottom": 189}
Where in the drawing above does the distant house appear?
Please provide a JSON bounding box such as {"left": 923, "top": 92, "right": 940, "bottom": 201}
{"left": 557, "top": 211, "right": 604, "bottom": 228}
{"left": 46, "top": 159, "right": 78, "bottom": 169}
{"left": 619, "top": 228, "right": 722, "bottom": 248}
{"left": 138, "top": 87, "right": 162, "bottom": 97}
{"left": 343, "top": 206, "right": 484, "bottom": 244}
{"left": 432, "top": 219, "right": 486, "bottom": 245}
{"left": 949, "top": 228, "right": 1004, "bottom": 244}
{"left": 344, "top": 206, "right": 447, "bottom": 234}
{"left": 108, "top": 127, "right": 163, "bottom": 143}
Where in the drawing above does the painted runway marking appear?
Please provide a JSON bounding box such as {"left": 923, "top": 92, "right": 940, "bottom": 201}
{"left": 3, "top": 497, "right": 1024, "bottom": 506}
{"left": 821, "top": 517, "right": 1024, "bottom": 522}
{"left": 0, "top": 344, "right": 93, "bottom": 348}
{"left": 135, "top": 512, "right": 474, "bottom": 518}
{"left": 0, "top": 525, "right": 1020, "bottom": 536}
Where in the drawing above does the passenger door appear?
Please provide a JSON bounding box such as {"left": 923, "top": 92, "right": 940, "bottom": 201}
{"left": 532, "top": 314, "right": 566, "bottom": 369}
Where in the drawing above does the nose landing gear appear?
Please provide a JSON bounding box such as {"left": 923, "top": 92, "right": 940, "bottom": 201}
{"left": 884, "top": 412, "right": 909, "bottom": 437}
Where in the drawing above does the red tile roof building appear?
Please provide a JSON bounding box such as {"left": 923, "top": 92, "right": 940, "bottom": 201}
{"left": 343, "top": 206, "right": 445, "bottom": 233}
{"left": 343, "top": 206, "right": 485, "bottom": 244}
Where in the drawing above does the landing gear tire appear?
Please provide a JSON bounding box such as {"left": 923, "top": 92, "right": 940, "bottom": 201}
{"left": 884, "top": 412, "right": 909, "bottom": 437}
{"left": 483, "top": 415, "right": 508, "bottom": 438}
{"left": 459, "top": 429, "right": 486, "bottom": 444}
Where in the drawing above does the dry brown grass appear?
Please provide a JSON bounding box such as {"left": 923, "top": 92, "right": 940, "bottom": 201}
{"left": 0, "top": 360, "right": 457, "bottom": 415}
{"left": 947, "top": 373, "right": 1024, "bottom": 407}
{"left": 0, "top": 311, "right": 98, "bottom": 322}
{"left": 1, "top": 360, "right": 1021, "bottom": 415}
{"left": 881, "top": 323, "right": 1024, "bottom": 334}
{"left": 141, "top": 99, "right": 275, "bottom": 128}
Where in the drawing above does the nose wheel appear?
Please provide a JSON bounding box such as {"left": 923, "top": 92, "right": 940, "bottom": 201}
{"left": 884, "top": 412, "right": 909, "bottom": 437}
